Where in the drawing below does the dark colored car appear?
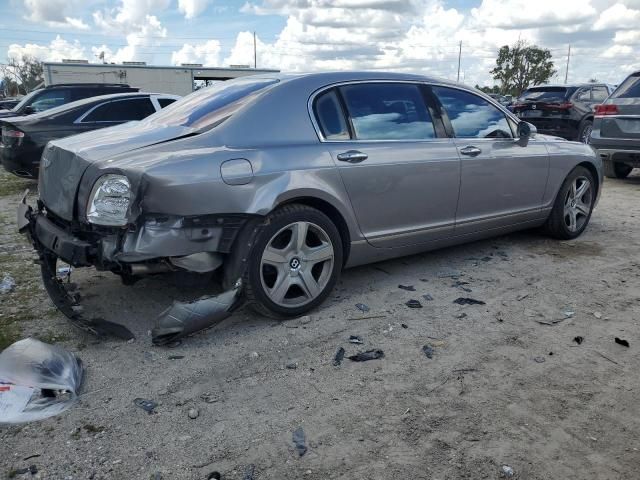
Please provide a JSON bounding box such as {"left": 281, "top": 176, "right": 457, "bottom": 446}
{"left": 0, "top": 83, "right": 139, "bottom": 119}
{"left": 512, "top": 84, "right": 614, "bottom": 142}
{"left": 1, "top": 92, "right": 179, "bottom": 178}
{"left": 0, "top": 97, "right": 20, "bottom": 110}
{"left": 590, "top": 71, "right": 640, "bottom": 178}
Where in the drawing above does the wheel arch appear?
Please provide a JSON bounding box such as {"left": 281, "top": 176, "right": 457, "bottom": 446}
{"left": 577, "top": 161, "right": 600, "bottom": 197}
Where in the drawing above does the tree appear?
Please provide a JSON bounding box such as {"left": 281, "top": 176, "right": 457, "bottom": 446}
{"left": 490, "top": 41, "right": 556, "bottom": 96}
{"left": 1, "top": 55, "right": 44, "bottom": 94}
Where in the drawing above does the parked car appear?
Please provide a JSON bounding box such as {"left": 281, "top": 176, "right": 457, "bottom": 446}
{"left": 0, "top": 83, "right": 139, "bottom": 119}
{"left": 18, "top": 72, "right": 601, "bottom": 331}
{"left": 589, "top": 71, "right": 640, "bottom": 178}
{"left": 0, "top": 97, "right": 20, "bottom": 110}
{"left": 1, "top": 92, "right": 179, "bottom": 178}
{"left": 488, "top": 93, "right": 510, "bottom": 106}
{"left": 511, "top": 83, "right": 615, "bottom": 142}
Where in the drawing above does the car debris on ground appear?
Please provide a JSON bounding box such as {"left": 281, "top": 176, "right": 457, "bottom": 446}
{"left": 292, "top": 426, "right": 307, "bottom": 456}
{"left": 405, "top": 299, "right": 422, "bottom": 308}
{"left": 615, "top": 337, "right": 630, "bottom": 347}
{"left": 332, "top": 347, "right": 345, "bottom": 366}
{"left": 0, "top": 274, "right": 15, "bottom": 294}
{"left": 0, "top": 338, "right": 83, "bottom": 423}
{"left": 348, "top": 349, "right": 384, "bottom": 362}
{"left": 453, "top": 297, "right": 486, "bottom": 305}
{"left": 133, "top": 398, "right": 157, "bottom": 414}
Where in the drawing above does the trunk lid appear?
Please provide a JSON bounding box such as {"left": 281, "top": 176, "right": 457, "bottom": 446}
{"left": 513, "top": 87, "right": 575, "bottom": 119}
{"left": 599, "top": 74, "right": 640, "bottom": 140}
{"left": 39, "top": 121, "right": 195, "bottom": 220}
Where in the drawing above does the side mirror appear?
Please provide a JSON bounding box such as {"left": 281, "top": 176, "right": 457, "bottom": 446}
{"left": 23, "top": 106, "right": 35, "bottom": 115}
{"left": 517, "top": 121, "right": 536, "bottom": 139}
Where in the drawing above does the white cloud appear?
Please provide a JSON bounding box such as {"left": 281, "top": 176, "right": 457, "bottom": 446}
{"left": 601, "top": 44, "right": 633, "bottom": 58}
{"left": 7, "top": 35, "right": 86, "bottom": 62}
{"left": 171, "top": 40, "right": 222, "bottom": 65}
{"left": 614, "top": 30, "right": 640, "bottom": 43}
{"left": 593, "top": 3, "right": 640, "bottom": 30}
{"left": 470, "top": 0, "right": 597, "bottom": 29}
{"left": 178, "top": 0, "right": 211, "bottom": 19}
{"left": 23, "top": 0, "right": 89, "bottom": 29}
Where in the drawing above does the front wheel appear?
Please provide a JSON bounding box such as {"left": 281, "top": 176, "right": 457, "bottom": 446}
{"left": 544, "top": 166, "right": 596, "bottom": 240}
{"left": 244, "top": 204, "right": 343, "bottom": 318}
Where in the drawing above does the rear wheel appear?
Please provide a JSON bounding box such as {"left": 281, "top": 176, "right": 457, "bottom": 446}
{"left": 603, "top": 159, "right": 633, "bottom": 179}
{"left": 578, "top": 120, "right": 593, "bottom": 143}
{"left": 244, "top": 204, "right": 343, "bottom": 318}
{"left": 544, "top": 166, "right": 596, "bottom": 240}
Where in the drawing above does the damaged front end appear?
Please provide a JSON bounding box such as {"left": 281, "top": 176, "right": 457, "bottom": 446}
{"left": 17, "top": 191, "right": 264, "bottom": 342}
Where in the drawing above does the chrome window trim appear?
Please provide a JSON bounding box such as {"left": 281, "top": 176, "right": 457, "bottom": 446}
{"left": 74, "top": 95, "right": 153, "bottom": 124}
{"left": 307, "top": 79, "right": 520, "bottom": 143}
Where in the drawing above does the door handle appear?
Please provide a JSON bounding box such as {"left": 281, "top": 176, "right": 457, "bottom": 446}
{"left": 459, "top": 145, "right": 482, "bottom": 157}
{"left": 337, "top": 150, "right": 368, "bottom": 163}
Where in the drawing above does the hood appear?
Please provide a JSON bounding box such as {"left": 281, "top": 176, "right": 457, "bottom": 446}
{"left": 40, "top": 121, "right": 195, "bottom": 221}
{"left": 0, "top": 109, "right": 21, "bottom": 119}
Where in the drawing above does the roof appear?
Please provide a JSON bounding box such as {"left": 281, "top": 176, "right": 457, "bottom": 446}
{"left": 261, "top": 70, "right": 458, "bottom": 88}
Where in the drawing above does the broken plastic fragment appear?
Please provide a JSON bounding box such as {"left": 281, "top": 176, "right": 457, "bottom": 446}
{"left": 349, "top": 335, "right": 363, "bottom": 344}
{"left": 355, "top": 303, "right": 370, "bottom": 313}
{"left": 0, "top": 338, "right": 83, "bottom": 424}
{"left": 333, "top": 347, "right": 345, "bottom": 366}
{"left": 292, "top": 426, "right": 307, "bottom": 456}
{"left": 133, "top": 398, "right": 157, "bottom": 414}
{"left": 406, "top": 299, "right": 422, "bottom": 308}
{"left": 348, "top": 349, "right": 384, "bottom": 362}
{"left": 151, "top": 282, "right": 242, "bottom": 345}
{"left": 615, "top": 337, "right": 630, "bottom": 348}
{"left": 422, "top": 344, "right": 434, "bottom": 359}
{"left": 453, "top": 297, "right": 486, "bottom": 306}
{"left": 0, "top": 274, "right": 15, "bottom": 294}
{"left": 398, "top": 284, "right": 415, "bottom": 291}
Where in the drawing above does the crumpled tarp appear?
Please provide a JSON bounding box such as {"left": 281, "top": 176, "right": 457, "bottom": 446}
{"left": 0, "top": 338, "right": 84, "bottom": 423}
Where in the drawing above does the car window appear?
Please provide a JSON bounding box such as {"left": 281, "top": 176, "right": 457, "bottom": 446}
{"left": 83, "top": 98, "right": 156, "bottom": 122}
{"left": 30, "top": 89, "right": 70, "bottom": 112}
{"left": 313, "top": 89, "right": 349, "bottom": 140}
{"left": 518, "top": 87, "right": 571, "bottom": 102}
{"left": 339, "top": 83, "right": 435, "bottom": 140}
{"left": 145, "top": 77, "right": 279, "bottom": 131}
{"left": 158, "top": 98, "right": 177, "bottom": 108}
{"left": 433, "top": 86, "right": 513, "bottom": 139}
{"left": 591, "top": 86, "right": 609, "bottom": 102}
{"left": 611, "top": 73, "right": 640, "bottom": 99}
{"left": 575, "top": 88, "right": 591, "bottom": 102}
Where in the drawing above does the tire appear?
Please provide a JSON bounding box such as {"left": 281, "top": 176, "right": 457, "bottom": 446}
{"left": 544, "top": 166, "right": 596, "bottom": 240}
{"left": 578, "top": 120, "right": 593, "bottom": 143}
{"left": 603, "top": 159, "right": 633, "bottom": 179}
{"left": 243, "top": 204, "right": 343, "bottom": 318}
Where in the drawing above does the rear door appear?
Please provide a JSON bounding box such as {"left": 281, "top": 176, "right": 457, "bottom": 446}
{"left": 431, "top": 86, "right": 549, "bottom": 234}
{"left": 78, "top": 97, "right": 157, "bottom": 125}
{"left": 600, "top": 73, "right": 640, "bottom": 141}
{"left": 314, "top": 82, "right": 461, "bottom": 248}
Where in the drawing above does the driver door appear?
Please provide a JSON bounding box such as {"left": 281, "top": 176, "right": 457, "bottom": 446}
{"left": 431, "top": 86, "right": 550, "bottom": 235}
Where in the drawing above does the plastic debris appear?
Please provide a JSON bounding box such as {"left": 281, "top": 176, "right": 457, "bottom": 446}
{"left": 292, "top": 426, "right": 307, "bottom": 456}
{"left": 152, "top": 282, "right": 241, "bottom": 345}
{"left": 133, "top": 398, "right": 157, "bottom": 414}
{"left": 398, "top": 284, "right": 416, "bottom": 291}
{"left": 422, "top": 294, "right": 434, "bottom": 301}
{"left": 615, "top": 337, "right": 630, "bottom": 348}
{"left": 453, "top": 297, "right": 486, "bottom": 306}
{"left": 593, "top": 311, "right": 603, "bottom": 319}
{"left": 286, "top": 362, "right": 298, "bottom": 369}
{"left": 401, "top": 323, "right": 408, "bottom": 329}
{"left": 455, "top": 312, "right": 468, "bottom": 319}
{"left": 349, "top": 335, "right": 364, "bottom": 344}
{"left": 452, "top": 281, "right": 472, "bottom": 293}
{"left": 348, "top": 349, "right": 384, "bottom": 362}
{"left": 243, "top": 465, "right": 256, "bottom": 480}
{"left": 501, "top": 465, "right": 514, "bottom": 477}
{"left": 573, "top": 336, "right": 584, "bottom": 345}
{"left": 406, "top": 299, "right": 422, "bottom": 308}
{"left": 207, "top": 472, "right": 221, "bottom": 480}
{"left": 13, "top": 465, "right": 38, "bottom": 475}
{"left": 0, "top": 274, "right": 15, "bottom": 294}
{"left": 188, "top": 408, "right": 199, "bottom": 419}
{"left": 564, "top": 310, "right": 576, "bottom": 318}
{"left": 355, "top": 303, "right": 370, "bottom": 313}
{"left": 437, "top": 269, "right": 461, "bottom": 278}
{"left": 333, "top": 347, "right": 345, "bottom": 366}
{"left": 422, "top": 344, "right": 434, "bottom": 359}
{"left": 534, "top": 356, "right": 546, "bottom": 363}
{"left": 56, "top": 265, "right": 73, "bottom": 279}
{"left": 0, "top": 338, "right": 84, "bottom": 424}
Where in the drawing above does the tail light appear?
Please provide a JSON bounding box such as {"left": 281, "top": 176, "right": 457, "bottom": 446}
{"left": 594, "top": 104, "right": 619, "bottom": 117}
{"left": 1, "top": 128, "right": 24, "bottom": 138}
{"left": 553, "top": 102, "right": 573, "bottom": 110}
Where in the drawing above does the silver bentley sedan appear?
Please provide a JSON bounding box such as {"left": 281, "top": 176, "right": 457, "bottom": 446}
{"left": 18, "top": 72, "right": 602, "bottom": 337}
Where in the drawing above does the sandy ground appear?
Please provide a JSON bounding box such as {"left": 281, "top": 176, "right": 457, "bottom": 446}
{"left": 1, "top": 170, "right": 640, "bottom": 480}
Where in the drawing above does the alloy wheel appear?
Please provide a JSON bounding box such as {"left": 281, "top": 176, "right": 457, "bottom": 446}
{"left": 259, "top": 221, "right": 335, "bottom": 308}
{"left": 564, "top": 176, "right": 592, "bottom": 232}
{"left": 581, "top": 124, "right": 593, "bottom": 143}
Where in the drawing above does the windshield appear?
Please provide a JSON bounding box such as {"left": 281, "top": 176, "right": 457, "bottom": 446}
{"left": 518, "top": 87, "right": 572, "bottom": 102}
{"left": 144, "top": 77, "right": 279, "bottom": 131}
{"left": 611, "top": 73, "right": 640, "bottom": 99}
{"left": 11, "top": 89, "right": 42, "bottom": 111}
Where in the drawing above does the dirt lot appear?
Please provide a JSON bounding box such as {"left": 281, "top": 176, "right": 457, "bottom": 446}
{"left": 1, "top": 169, "right": 639, "bottom": 480}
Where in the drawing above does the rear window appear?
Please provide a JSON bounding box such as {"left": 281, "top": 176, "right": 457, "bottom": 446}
{"left": 518, "top": 87, "right": 571, "bottom": 102}
{"left": 145, "top": 77, "right": 278, "bottom": 131}
{"left": 611, "top": 73, "right": 640, "bottom": 99}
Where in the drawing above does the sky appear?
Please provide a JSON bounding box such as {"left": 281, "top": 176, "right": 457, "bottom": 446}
{"left": 1, "top": 0, "right": 639, "bottom": 87}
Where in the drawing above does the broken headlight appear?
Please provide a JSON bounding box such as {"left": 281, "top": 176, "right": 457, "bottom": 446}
{"left": 87, "top": 174, "right": 132, "bottom": 226}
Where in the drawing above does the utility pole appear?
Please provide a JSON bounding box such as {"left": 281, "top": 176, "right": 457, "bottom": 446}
{"left": 457, "top": 41, "right": 462, "bottom": 83}
{"left": 564, "top": 44, "right": 571, "bottom": 84}
{"left": 253, "top": 31, "right": 257, "bottom": 69}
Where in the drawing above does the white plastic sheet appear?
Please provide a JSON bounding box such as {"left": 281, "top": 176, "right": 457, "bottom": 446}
{"left": 0, "top": 338, "right": 84, "bottom": 423}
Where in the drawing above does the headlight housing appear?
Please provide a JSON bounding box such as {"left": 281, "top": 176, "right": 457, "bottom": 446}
{"left": 87, "top": 174, "right": 132, "bottom": 226}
